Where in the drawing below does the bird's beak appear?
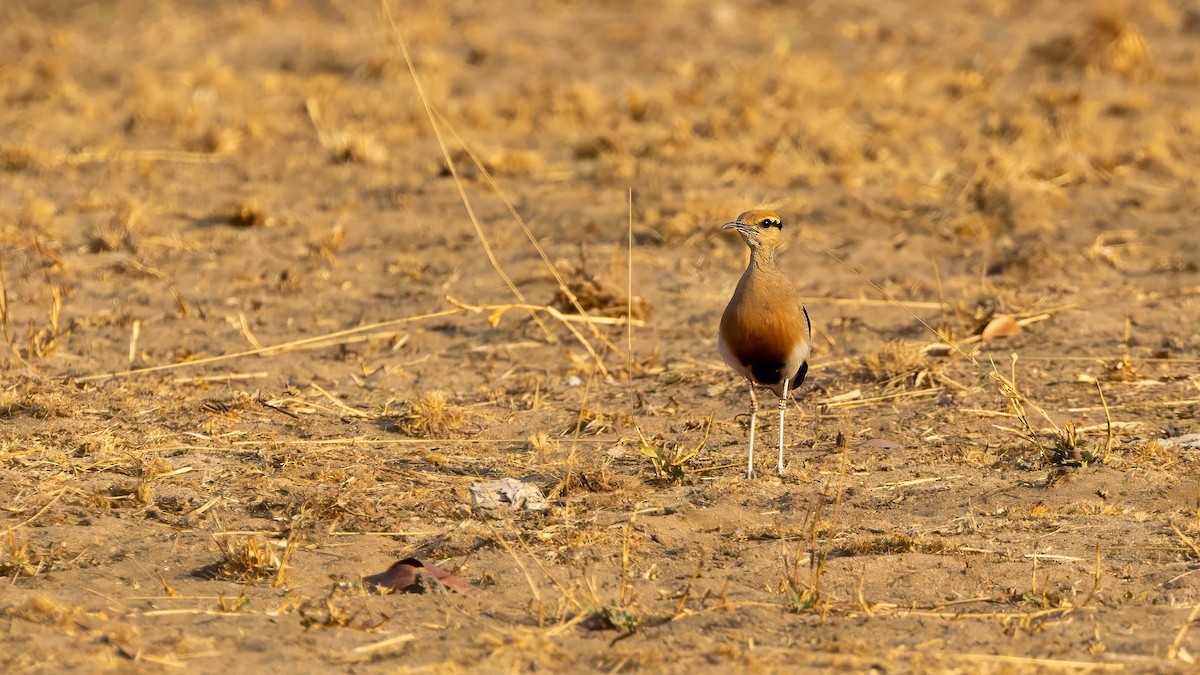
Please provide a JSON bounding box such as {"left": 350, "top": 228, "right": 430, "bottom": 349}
{"left": 722, "top": 221, "right": 741, "bottom": 231}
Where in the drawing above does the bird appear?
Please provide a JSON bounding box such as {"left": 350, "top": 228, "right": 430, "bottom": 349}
{"left": 718, "top": 209, "right": 812, "bottom": 478}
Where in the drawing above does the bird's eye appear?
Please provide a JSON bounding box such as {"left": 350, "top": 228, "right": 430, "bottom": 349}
{"left": 763, "top": 218, "right": 780, "bottom": 228}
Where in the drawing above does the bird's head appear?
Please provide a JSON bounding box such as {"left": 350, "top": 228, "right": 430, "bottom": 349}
{"left": 722, "top": 209, "right": 784, "bottom": 250}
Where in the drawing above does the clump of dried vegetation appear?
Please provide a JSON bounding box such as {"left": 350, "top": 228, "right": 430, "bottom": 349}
{"left": 542, "top": 442, "right": 631, "bottom": 502}
{"left": 205, "top": 536, "right": 294, "bottom": 586}
{"left": 551, "top": 263, "right": 650, "bottom": 321}
{"left": 0, "top": 0, "right": 1197, "bottom": 670}
{"left": 990, "top": 355, "right": 1115, "bottom": 468}
{"left": 853, "top": 341, "right": 935, "bottom": 388}
{"left": 104, "top": 457, "right": 173, "bottom": 507}
{"left": 1030, "top": 8, "right": 1155, "bottom": 80}
{"left": 226, "top": 200, "right": 273, "bottom": 228}
{"left": 1, "top": 533, "right": 44, "bottom": 579}
{"left": 634, "top": 416, "right": 712, "bottom": 481}
{"left": 4, "top": 595, "right": 83, "bottom": 628}
{"left": 387, "top": 390, "right": 469, "bottom": 437}
{"left": 86, "top": 199, "right": 143, "bottom": 253}
{"left": 307, "top": 98, "right": 388, "bottom": 166}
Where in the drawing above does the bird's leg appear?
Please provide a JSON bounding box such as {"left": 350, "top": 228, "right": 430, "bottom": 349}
{"left": 778, "top": 378, "right": 789, "bottom": 476}
{"left": 747, "top": 383, "right": 758, "bottom": 478}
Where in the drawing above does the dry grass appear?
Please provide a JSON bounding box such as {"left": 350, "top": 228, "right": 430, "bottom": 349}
{"left": 835, "top": 533, "right": 956, "bottom": 557}
{"left": 544, "top": 445, "right": 630, "bottom": 499}
{"left": 0, "top": 0, "right": 1197, "bottom": 671}
{"left": 0, "top": 533, "right": 44, "bottom": 579}
{"left": 1031, "top": 9, "right": 1155, "bottom": 81}
{"left": 853, "top": 341, "right": 933, "bottom": 388}
{"left": 4, "top": 595, "right": 83, "bottom": 628}
{"left": 207, "top": 536, "right": 293, "bottom": 586}
{"left": 551, "top": 262, "right": 651, "bottom": 321}
{"left": 307, "top": 223, "right": 348, "bottom": 265}
{"left": 307, "top": 98, "right": 388, "bottom": 166}
{"left": 387, "top": 390, "right": 468, "bottom": 437}
{"left": 226, "top": 200, "right": 273, "bottom": 228}
{"left": 86, "top": 199, "right": 143, "bottom": 253}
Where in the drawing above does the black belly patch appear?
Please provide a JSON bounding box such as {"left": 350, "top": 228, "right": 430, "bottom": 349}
{"left": 750, "top": 360, "right": 785, "bottom": 386}
{"left": 793, "top": 361, "right": 808, "bottom": 388}
{"left": 750, "top": 360, "right": 808, "bottom": 389}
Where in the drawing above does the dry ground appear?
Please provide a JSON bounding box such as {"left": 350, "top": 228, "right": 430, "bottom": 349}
{"left": 2, "top": 0, "right": 1200, "bottom": 672}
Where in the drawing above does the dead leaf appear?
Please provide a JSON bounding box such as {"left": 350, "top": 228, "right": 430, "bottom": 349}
{"left": 981, "top": 314, "right": 1021, "bottom": 341}
{"left": 363, "top": 558, "right": 470, "bottom": 594}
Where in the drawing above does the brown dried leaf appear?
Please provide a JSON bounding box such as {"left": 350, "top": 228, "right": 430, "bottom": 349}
{"left": 981, "top": 314, "right": 1021, "bottom": 342}
{"left": 363, "top": 558, "right": 470, "bottom": 594}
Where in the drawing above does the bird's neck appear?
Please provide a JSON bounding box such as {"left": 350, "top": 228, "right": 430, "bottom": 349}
{"left": 748, "top": 247, "right": 779, "bottom": 271}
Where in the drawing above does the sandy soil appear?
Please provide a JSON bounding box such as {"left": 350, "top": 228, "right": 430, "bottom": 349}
{"left": 2, "top": 0, "right": 1200, "bottom": 671}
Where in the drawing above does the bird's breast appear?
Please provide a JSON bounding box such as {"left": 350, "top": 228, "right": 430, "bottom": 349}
{"left": 719, "top": 274, "right": 809, "bottom": 385}
{"left": 721, "top": 303, "right": 804, "bottom": 370}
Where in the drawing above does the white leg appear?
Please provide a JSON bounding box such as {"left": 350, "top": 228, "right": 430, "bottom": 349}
{"left": 747, "top": 383, "right": 758, "bottom": 478}
{"left": 778, "top": 378, "right": 789, "bottom": 476}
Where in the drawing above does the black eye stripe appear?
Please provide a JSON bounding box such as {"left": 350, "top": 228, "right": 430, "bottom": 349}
{"left": 761, "top": 218, "right": 781, "bottom": 228}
